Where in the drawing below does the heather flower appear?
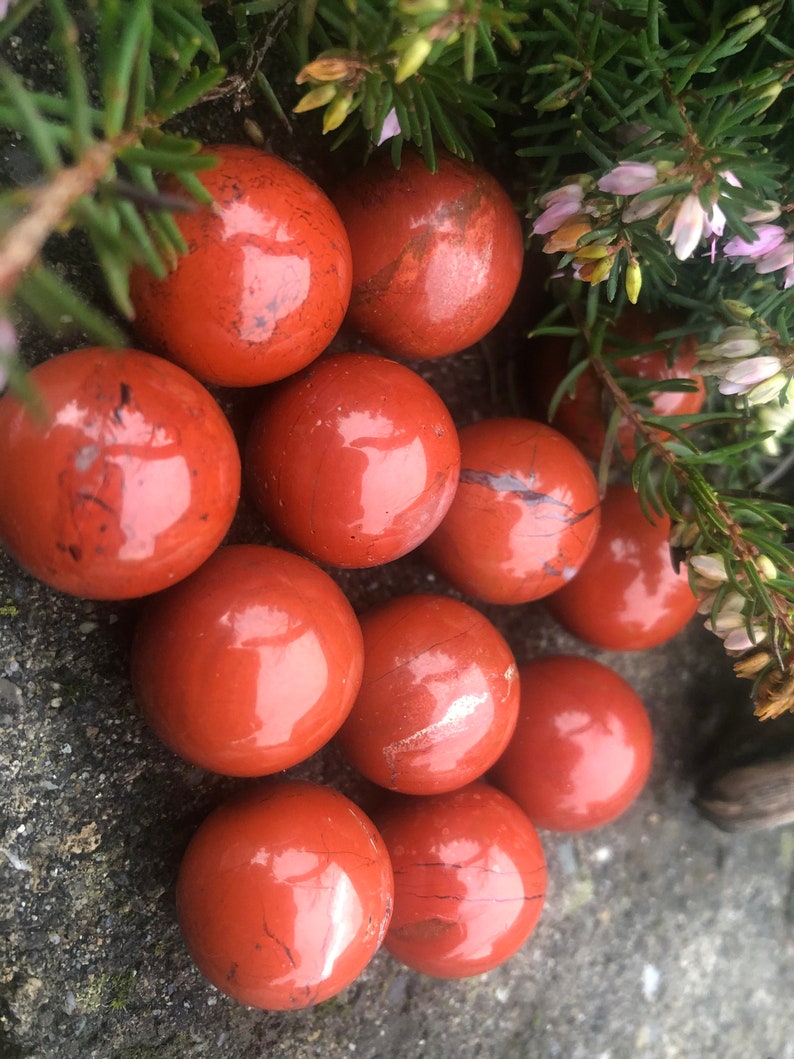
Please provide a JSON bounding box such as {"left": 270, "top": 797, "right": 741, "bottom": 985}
{"left": 376, "top": 107, "right": 401, "bottom": 145}
{"left": 753, "top": 240, "right": 794, "bottom": 275}
{"left": 667, "top": 193, "right": 705, "bottom": 260}
{"left": 532, "top": 184, "right": 584, "bottom": 235}
{"left": 597, "top": 161, "right": 659, "bottom": 195}
{"left": 743, "top": 202, "right": 782, "bottom": 223}
{"left": 717, "top": 355, "right": 782, "bottom": 396}
{"left": 621, "top": 193, "right": 672, "bottom": 223}
{"left": 745, "top": 371, "right": 789, "bottom": 406}
{"left": 723, "top": 625, "right": 768, "bottom": 653}
{"left": 723, "top": 224, "right": 787, "bottom": 259}
{"left": 689, "top": 553, "right": 729, "bottom": 583}
{"left": 712, "top": 327, "right": 761, "bottom": 359}
{"left": 541, "top": 215, "right": 592, "bottom": 254}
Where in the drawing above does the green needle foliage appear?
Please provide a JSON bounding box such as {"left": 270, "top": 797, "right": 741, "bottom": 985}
{"left": 1, "top": 0, "right": 794, "bottom": 718}
{"left": 0, "top": 0, "right": 225, "bottom": 347}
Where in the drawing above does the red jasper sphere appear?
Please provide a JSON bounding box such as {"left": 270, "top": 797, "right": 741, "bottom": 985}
{"left": 333, "top": 149, "right": 524, "bottom": 359}
{"left": 245, "top": 352, "right": 460, "bottom": 567}
{"left": 0, "top": 347, "right": 240, "bottom": 600}
{"left": 129, "top": 145, "right": 352, "bottom": 387}
{"left": 335, "top": 593, "right": 520, "bottom": 794}
{"left": 545, "top": 483, "right": 698, "bottom": 650}
{"left": 131, "top": 545, "right": 364, "bottom": 776}
{"left": 527, "top": 310, "right": 705, "bottom": 462}
{"left": 490, "top": 656, "right": 653, "bottom": 832}
{"left": 177, "top": 782, "right": 394, "bottom": 1009}
{"left": 373, "top": 782, "right": 546, "bottom": 978}
{"left": 422, "top": 417, "right": 600, "bottom": 604}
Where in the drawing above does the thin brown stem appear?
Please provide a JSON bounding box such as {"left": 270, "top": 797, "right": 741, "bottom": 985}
{"left": 591, "top": 354, "right": 794, "bottom": 638}
{"left": 0, "top": 132, "right": 139, "bottom": 300}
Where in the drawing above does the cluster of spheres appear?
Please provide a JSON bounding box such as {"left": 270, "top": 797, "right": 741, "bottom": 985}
{"left": 0, "top": 144, "right": 702, "bottom": 1010}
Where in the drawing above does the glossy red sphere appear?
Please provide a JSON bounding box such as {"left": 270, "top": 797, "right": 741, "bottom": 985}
{"left": 422, "top": 417, "right": 601, "bottom": 604}
{"left": 527, "top": 310, "right": 705, "bottom": 462}
{"left": 335, "top": 594, "right": 519, "bottom": 794}
{"left": 131, "top": 545, "right": 364, "bottom": 776}
{"left": 177, "top": 782, "right": 394, "bottom": 1009}
{"left": 129, "top": 145, "right": 352, "bottom": 386}
{"left": 333, "top": 149, "right": 524, "bottom": 359}
{"left": 490, "top": 656, "right": 653, "bottom": 832}
{"left": 545, "top": 483, "right": 698, "bottom": 650}
{"left": 245, "top": 352, "right": 461, "bottom": 567}
{"left": 373, "top": 782, "right": 546, "bottom": 978}
{"left": 0, "top": 347, "right": 240, "bottom": 600}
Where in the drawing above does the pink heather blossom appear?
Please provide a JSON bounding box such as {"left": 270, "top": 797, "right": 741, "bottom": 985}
{"left": 743, "top": 202, "right": 782, "bottom": 223}
{"left": 703, "top": 202, "right": 726, "bottom": 239}
{"left": 668, "top": 193, "right": 705, "bottom": 260}
{"left": 723, "top": 626, "right": 767, "bottom": 652}
{"left": 784, "top": 262, "right": 794, "bottom": 289}
{"left": 597, "top": 161, "right": 659, "bottom": 195}
{"left": 723, "top": 224, "right": 787, "bottom": 259}
{"left": 753, "top": 240, "right": 794, "bottom": 275}
{"left": 621, "top": 193, "right": 672, "bottom": 223}
{"left": 718, "top": 355, "right": 782, "bottom": 396}
{"left": 533, "top": 184, "right": 584, "bottom": 235}
{"left": 746, "top": 372, "right": 788, "bottom": 405}
{"left": 376, "top": 108, "right": 401, "bottom": 145}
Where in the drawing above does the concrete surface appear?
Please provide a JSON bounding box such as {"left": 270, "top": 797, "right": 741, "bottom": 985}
{"left": 3, "top": 348, "right": 794, "bottom": 1059}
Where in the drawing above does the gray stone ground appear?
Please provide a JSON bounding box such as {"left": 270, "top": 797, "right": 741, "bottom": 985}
{"left": 2, "top": 15, "right": 794, "bottom": 1058}
{"left": 3, "top": 350, "right": 794, "bottom": 1059}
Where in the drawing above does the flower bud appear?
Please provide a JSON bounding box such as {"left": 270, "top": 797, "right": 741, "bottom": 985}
{"left": 726, "top": 5, "right": 761, "bottom": 27}
{"left": 621, "top": 193, "right": 673, "bottom": 223}
{"left": 394, "top": 34, "right": 433, "bottom": 83}
{"left": 748, "top": 81, "right": 783, "bottom": 116}
{"left": 744, "top": 371, "right": 788, "bottom": 406}
{"left": 756, "top": 555, "right": 777, "bottom": 581}
{"left": 597, "top": 162, "right": 659, "bottom": 196}
{"left": 587, "top": 256, "right": 613, "bottom": 285}
{"left": 742, "top": 202, "right": 782, "bottom": 224}
{"left": 722, "top": 300, "right": 755, "bottom": 321}
{"left": 625, "top": 259, "right": 642, "bottom": 304}
{"left": 670, "top": 520, "right": 699, "bottom": 549}
{"left": 689, "top": 553, "right": 729, "bottom": 582}
{"left": 724, "top": 625, "right": 767, "bottom": 653}
{"left": 322, "top": 92, "right": 353, "bottom": 133}
{"left": 297, "top": 57, "right": 357, "bottom": 84}
{"left": 293, "top": 83, "right": 337, "bottom": 113}
{"left": 713, "top": 326, "right": 761, "bottom": 359}
{"left": 718, "top": 355, "right": 782, "bottom": 396}
{"left": 732, "top": 15, "right": 767, "bottom": 44}
{"left": 573, "top": 244, "right": 609, "bottom": 261}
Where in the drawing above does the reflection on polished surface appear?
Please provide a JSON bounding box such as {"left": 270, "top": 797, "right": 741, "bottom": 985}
{"left": 0, "top": 347, "right": 240, "bottom": 599}
{"left": 131, "top": 545, "right": 364, "bottom": 776}
{"left": 337, "top": 594, "right": 519, "bottom": 794}
{"left": 177, "top": 783, "right": 394, "bottom": 1010}
{"left": 246, "top": 353, "right": 461, "bottom": 567}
